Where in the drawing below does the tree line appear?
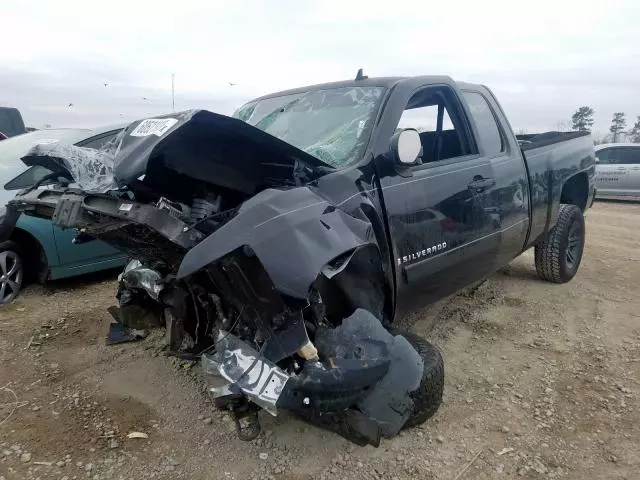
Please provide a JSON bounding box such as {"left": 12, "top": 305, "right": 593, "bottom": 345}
{"left": 571, "top": 107, "right": 640, "bottom": 143}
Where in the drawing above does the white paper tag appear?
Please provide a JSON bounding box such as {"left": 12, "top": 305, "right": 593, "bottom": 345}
{"left": 129, "top": 118, "right": 178, "bottom": 137}
{"left": 119, "top": 202, "right": 133, "bottom": 212}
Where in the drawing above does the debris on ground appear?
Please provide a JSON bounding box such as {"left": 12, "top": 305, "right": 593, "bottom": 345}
{"left": 105, "top": 322, "right": 147, "bottom": 346}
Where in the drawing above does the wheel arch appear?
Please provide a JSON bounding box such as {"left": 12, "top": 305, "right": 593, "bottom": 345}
{"left": 8, "top": 226, "right": 49, "bottom": 282}
{"left": 314, "top": 243, "right": 393, "bottom": 325}
{"left": 560, "top": 172, "right": 589, "bottom": 212}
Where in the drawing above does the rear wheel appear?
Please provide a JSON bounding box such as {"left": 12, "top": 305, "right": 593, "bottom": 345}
{"left": 535, "top": 204, "right": 585, "bottom": 283}
{"left": 390, "top": 329, "right": 444, "bottom": 428}
{"left": 0, "top": 241, "right": 24, "bottom": 304}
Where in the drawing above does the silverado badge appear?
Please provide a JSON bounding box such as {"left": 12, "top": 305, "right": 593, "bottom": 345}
{"left": 397, "top": 242, "right": 447, "bottom": 265}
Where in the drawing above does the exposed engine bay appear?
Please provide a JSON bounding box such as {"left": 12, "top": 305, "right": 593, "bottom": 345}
{"left": 6, "top": 109, "right": 444, "bottom": 446}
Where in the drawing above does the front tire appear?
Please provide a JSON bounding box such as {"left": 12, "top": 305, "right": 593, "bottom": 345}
{"left": 535, "top": 204, "right": 585, "bottom": 283}
{"left": 391, "top": 329, "right": 444, "bottom": 428}
{"left": 0, "top": 241, "right": 24, "bottom": 304}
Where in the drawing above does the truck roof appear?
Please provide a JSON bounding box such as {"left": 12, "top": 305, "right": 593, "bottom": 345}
{"left": 252, "top": 75, "right": 478, "bottom": 101}
{"left": 595, "top": 143, "right": 640, "bottom": 150}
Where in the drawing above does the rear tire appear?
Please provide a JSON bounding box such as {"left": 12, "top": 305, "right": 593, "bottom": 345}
{"left": 534, "top": 204, "right": 585, "bottom": 283}
{"left": 390, "top": 329, "right": 444, "bottom": 428}
{"left": 0, "top": 241, "right": 25, "bottom": 304}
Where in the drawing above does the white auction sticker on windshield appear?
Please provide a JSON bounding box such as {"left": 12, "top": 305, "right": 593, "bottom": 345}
{"left": 129, "top": 118, "right": 178, "bottom": 137}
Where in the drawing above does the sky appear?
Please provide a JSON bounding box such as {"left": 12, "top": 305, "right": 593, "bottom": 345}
{"left": 1, "top": 0, "right": 639, "bottom": 138}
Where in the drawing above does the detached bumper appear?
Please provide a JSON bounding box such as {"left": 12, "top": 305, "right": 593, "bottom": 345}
{"left": 201, "top": 309, "right": 425, "bottom": 445}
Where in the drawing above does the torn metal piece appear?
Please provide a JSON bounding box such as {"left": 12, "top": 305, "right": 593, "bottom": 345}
{"left": 118, "top": 260, "right": 164, "bottom": 301}
{"left": 202, "top": 333, "right": 290, "bottom": 416}
{"left": 314, "top": 308, "right": 423, "bottom": 437}
{"left": 261, "top": 312, "right": 311, "bottom": 363}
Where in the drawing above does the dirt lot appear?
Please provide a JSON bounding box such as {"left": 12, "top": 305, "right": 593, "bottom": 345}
{"left": 1, "top": 200, "right": 639, "bottom": 480}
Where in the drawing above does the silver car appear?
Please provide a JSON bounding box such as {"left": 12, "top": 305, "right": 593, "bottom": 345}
{"left": 594, "top": 143, "right": 640, "bottom": 197}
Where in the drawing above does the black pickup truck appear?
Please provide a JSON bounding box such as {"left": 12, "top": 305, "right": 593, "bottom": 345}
{"left": 0, "top": 74, "right": 596, "bottom": 446}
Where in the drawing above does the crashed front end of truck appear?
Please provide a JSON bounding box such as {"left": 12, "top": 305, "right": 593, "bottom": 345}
{"left": 3, "top": 106, "right": 443, "bottom": 446}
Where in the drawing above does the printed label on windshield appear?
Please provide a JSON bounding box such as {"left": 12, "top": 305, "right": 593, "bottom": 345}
{"left": 129, "top": 118, "right": 178, "bottom": 137}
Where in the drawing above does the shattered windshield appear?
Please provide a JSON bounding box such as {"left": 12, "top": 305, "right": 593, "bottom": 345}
{"left": 233, "top": 86, "right": 385, "bottom": 168}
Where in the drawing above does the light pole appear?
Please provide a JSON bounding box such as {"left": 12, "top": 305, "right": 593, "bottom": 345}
{"left": 171, "top": 73, "right": 175, "bottom": 112}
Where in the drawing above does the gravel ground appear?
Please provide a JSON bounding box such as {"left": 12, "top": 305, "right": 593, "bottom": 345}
{"left": 1, "top": 200, "right": 639, "bottom": 480}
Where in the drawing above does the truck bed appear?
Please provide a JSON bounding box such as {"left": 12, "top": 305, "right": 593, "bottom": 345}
{"left": 516, "top": 131, "right": 590, "bottom": 151}
{"left": 516, "top": 131, "right": 595, "bottom": 248}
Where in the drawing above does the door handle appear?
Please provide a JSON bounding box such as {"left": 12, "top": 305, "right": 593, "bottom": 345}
{"left": 615, "top": 167, "right": 626, "bottom": 171}
{"left": 468, "top": 177, "right": 495, "bottom": 192}
{"left": 630, "top": 167, "right": 640, "bottom": 171}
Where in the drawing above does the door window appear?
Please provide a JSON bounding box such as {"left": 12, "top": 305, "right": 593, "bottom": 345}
{"left": 596, "top": 148, "right": 612, "bottom": 163}
{"left": 597, "top": 147, "right": 640, "bottom": 164}
{"left": 396, "top": 86, "right": 474, "bottom": 164}
{"left": 4, "top": 165, "right": 54, "bottom": 190}
{"left": 461, "top": 91, "right": 504, "bottom": 155}
{"left": 616, "top": 147, "right": 640, "bottom": 164}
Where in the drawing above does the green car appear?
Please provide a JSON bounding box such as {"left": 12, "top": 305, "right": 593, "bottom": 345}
{"left": 0, "top": 127, "right": 129, "bottom": 303}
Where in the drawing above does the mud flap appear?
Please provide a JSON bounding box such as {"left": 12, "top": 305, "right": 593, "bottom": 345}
{"left": 357, "top": 333, "right": 423, "bottom": 436}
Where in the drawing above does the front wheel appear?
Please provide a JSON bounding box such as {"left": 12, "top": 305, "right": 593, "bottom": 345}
{"left": 0, "top": 241, "right": 24, "bottom": 304}
{"left": 535, "top": 204, "right": 585, "bottom": 283}
{"left": 390, "top": 329, "right": 444, "bottom": 428}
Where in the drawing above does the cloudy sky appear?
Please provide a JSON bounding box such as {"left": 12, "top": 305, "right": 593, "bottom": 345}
{"left": 2, "top": 0, "right": 638, "bottom": 137}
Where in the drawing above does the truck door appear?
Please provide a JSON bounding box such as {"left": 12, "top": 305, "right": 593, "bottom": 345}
{"left": 377, "top": 85, "right": 501, "bottom": 314}
{"left": 460, "top": 89, "right": 530, "bottom": 269}
{"left": 594, "top": 147, "right": 630, "bottom": 195}
{"left": 625, "top": 147, "right": 640, "bottom": 195}
{"left": 610, "top": 146, "right": 640, "bottom": 195}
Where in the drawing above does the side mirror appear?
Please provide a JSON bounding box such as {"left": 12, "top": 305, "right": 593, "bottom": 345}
{"left": 389, "top": 129, "right": 422, "bottom": 165}
{"left": 594, "top": 157, "right": 600, "bottom": 163}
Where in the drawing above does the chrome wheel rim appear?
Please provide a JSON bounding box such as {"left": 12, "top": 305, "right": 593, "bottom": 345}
{"left": 0, "top": 250, "right": 23, "bottom": 304}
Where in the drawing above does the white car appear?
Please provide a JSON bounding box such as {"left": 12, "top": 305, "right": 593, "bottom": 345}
{"left": 594, "top": 143, "right": 640, "bottom": 197}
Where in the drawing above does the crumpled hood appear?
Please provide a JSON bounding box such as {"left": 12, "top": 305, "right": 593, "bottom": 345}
{"left": 20, "top": 109, "right": 333, "bottom": 193}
